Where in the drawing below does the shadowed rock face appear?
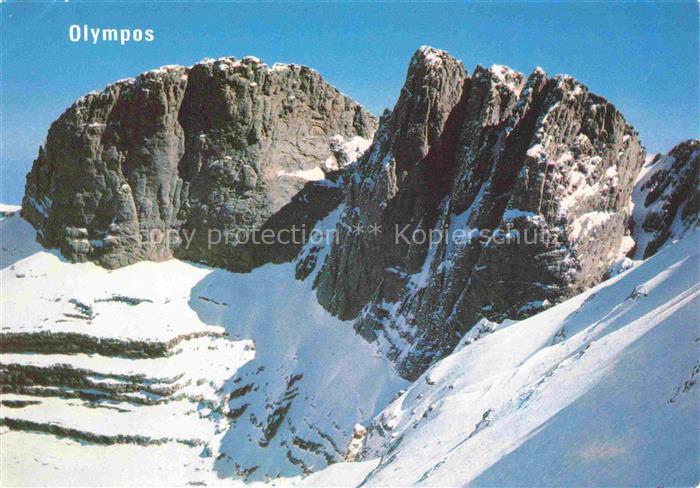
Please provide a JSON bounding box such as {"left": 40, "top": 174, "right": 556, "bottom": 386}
{"left": 632, "top": 139, "right": 699, "bottom": 259}
{"left": 314, "top": 47, "right": 646, "bottom": 378}
{"left": 22, "top": 57, "right": 376, "bottom": 270}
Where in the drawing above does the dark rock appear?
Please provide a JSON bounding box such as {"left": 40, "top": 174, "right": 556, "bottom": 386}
{"left": 315, "top": 47, "right": 646, "bottom": 378}
{"left": 631, "top": 139, "right": 699, "bottom": 259}
{"left": 22, "top": 57, "right": 376, "bottom": 269}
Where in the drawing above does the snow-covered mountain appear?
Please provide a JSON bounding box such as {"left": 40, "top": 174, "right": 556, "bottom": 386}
{"left": 349, "top": 229, "right": 700, "bottom": 486}
{"left": 1, "top": 46, "right": 698, "bottom": 486}
{"left": 0, "top": 209, "right": 406, "bottom": 485}
{"left": 3, "top": 209, "right": 698, "bottom": 486}
{"left": 631, "top": 139, "right": 699, "bottom": 259}
{"left": 20, "top": 48, "right": 650, "bottom": 382}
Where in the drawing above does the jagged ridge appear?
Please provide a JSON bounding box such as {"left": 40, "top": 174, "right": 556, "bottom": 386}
{"left": 315, "top": 46, "right": 646, "bottom": 378}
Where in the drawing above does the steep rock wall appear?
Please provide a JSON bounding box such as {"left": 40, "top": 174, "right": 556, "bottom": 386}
{"left": 22, "top": 57, "right": 376, "bottom": 269}
{"left": 315, "top": 47, "right": 645, "bottom": 378}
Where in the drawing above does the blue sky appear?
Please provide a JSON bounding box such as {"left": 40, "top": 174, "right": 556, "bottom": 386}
{"left": 1, "top": 1, "right": 698, "bottom": 204}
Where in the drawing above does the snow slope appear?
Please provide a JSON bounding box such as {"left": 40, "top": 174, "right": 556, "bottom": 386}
{"left": 2, "top": 207, "right": 698, "bottom": 486}
{"left": 0, "top": 211, "right": 406, "bottom": 485}
{"left": 328, "top": 230, "right": 699, "bottom": 486}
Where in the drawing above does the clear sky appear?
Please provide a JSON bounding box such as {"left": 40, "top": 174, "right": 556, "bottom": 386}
{"left": 1, "top": 1, "right": 698, "bottom": 204}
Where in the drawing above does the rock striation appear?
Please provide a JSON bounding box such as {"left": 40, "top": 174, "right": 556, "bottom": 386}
{"left": 22, "top": 57, "right": 376, "bottom": 270}
{"left": 631, "top": 139, "right": 699, "bottom": 259}
{"left": 314, "top": 47, "right": 646, "bottom": 378}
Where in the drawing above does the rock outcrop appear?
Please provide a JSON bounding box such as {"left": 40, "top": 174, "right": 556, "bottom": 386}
{"left": 22, "top": 57, "right": 375, "bottom": 269}
{"left": 632, "top": 139, "right": 699, "bottom": 259}
{"left": 315, "top": 47, "right": 646, "bottom": 378}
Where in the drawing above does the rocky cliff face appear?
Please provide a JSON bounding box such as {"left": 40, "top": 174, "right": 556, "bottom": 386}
{"left": 23, "top": 47, "right": 663, "bottom": 380}
{"left": 22, "top": 57, "right": 376, "bottom": 270}
{"left": 632, "top": 139, "right": 699, "bottom": 259}
{"left": 315, "top": 47, "right": 646, "bottom": 378}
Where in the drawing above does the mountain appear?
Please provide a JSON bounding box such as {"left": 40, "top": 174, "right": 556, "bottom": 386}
{"left": 3, "top": 47, "right": 699, "bottom": 486}
{"left": 2, "top": 206, "right": 697, "bottom": 486}
{"left": 315, "top": 46, "right": 645, "bottom": 378}
{"left": 0, "top": 209, "right": 406, "bottom": 484}
{"left": 631, "top": 139, "right": 699, "bottom": 259}
{"left": 308, "top": 228, "right": 700, "bottom": 487}
{"left": 21, "top": 47, "right": 650, "bottom": 381}
{"left": 22, "top": 57, "right": 376, "bottom": 270}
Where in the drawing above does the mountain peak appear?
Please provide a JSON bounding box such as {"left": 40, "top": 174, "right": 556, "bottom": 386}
{"left": 415, "top": 45, "right": 451, "bottom": 64}
{"left": 410, "top": 45, "right": 464, "bottom": 75}
{"left": 315, "top": 47, "right": 647, "bottom": 377}
{"left": 22, "top": 55, "right": 377, "bottom": 269}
